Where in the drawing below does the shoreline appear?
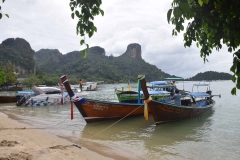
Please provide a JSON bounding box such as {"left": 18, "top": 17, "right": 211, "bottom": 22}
{"left": 0, "top": 111, "right": 115, "bottom": 160}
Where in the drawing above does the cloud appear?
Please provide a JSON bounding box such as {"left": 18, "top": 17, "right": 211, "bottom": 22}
{"left": 0, "top": 0, "right": 234, "bottom": 78}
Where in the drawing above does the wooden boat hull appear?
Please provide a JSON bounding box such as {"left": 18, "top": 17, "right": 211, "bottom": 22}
{"left": 0, "top": 87, "right": 23, "bottom": 91}
{"left": 138, "top": 75, "right": 216, "bottom": 124}
{"left": 0, "top": 96, "right": 20, "bottom": 103}
{"left": 148, "top": 100, "right": 215, "bottom": 124}
{"left": 76, "top": 99, "right": 144, "bottom": 123}
{"left": 60, "top": 75, "right": 145, "bottom": 123}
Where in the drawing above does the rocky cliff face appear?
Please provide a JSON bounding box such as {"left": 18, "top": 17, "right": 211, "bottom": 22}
{"left": 124, "top": 43, "right": 142, "bottom": 59}
{"left": 0, "top": 37, "right": 144, "bottom": 76}
{"left": 35, "top": 49, "right": 62, "bottom": 63}
{"left": 87, "top": 46, "right": 105, "bottom": 56}
{"left": 0, "top": 38, "right": 35, "bottom": 75}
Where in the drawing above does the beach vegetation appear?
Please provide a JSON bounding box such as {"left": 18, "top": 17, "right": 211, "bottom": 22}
{"left": 0, "top": 61, "right": 17, "bottom": 86}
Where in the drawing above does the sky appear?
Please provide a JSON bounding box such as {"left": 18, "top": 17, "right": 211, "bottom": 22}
{"left": 0, "top": 0, "right": 234, "bottom": 79}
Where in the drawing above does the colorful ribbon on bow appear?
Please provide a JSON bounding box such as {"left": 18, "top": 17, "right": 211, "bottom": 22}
{"left": 144, "top": 96, "right": 152, "bottom": 120}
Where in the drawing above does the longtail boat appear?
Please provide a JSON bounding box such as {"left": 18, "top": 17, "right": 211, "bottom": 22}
{"left": 60, "top": 75, "right": 145, "bottom": 123}
{"left": 0, "top": 91, "right": 34, "bottom": 103}
{"left": 139, "top": 75, "right": 220, "bottom": 124}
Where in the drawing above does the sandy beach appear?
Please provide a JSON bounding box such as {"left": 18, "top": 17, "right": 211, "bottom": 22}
{"left": 0, "top": 111, "right": 113, "bottom": 160}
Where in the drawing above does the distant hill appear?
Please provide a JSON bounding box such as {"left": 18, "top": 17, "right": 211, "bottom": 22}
{"left": 0, "top": 38, "right": 35, "bottom": 74}
{"left": 0, "top": 37, "right": 232, "bottom": 82}
{"left": 186, "top": 71, "right": 232, "bottom": 81}
{"left": 35, "top": 44, "right": 173, "bottom": 82}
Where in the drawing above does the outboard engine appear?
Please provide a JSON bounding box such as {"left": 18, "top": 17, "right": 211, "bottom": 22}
{"left": 16, "top": 95, "right": 31, "bottom": 106}
{"left": 206, "top": 90, "right": 212, "bottom": 100}
{"left": 206, "top": 90, "right": 212, "bottom": 95}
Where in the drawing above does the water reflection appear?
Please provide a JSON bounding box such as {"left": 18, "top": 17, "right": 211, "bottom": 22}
{"left": 81, "top": 109, "right": 214, "bottom": 141}
{"left": 79, "top": 109, "right": 214, "bottom": 159}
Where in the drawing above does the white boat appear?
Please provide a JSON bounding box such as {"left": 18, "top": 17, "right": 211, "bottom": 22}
{"left": 16, "top": 86, "right": 88, "bottom": 106}
{"left": 70, "top": 82, "right": 97, "bottom": 92}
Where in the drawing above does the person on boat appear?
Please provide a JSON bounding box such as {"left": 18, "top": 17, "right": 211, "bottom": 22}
{"left": 59, "top": 82, "right": 64, "bottom": 91}
{"left": 170, "top": 89, "right": 175, "bottom": 96}
{"left": 79, "top": 79, "right": 83, "bottom": 91}
{"left": 171, "top": 89, "right": 181, "bottom": 105}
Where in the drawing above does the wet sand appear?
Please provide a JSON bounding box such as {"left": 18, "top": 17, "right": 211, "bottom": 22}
{"left": 0, "top": 111, "right": 113, "bottom": 160}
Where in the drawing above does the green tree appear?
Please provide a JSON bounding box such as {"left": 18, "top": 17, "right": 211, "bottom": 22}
{"left": 0, "top": 71, "right": 6, "bottom": 85}
{"left": 0, "top": 0, "right": 9, "bottom": 19}
{"left": 22, "top": 76, "right": 43, "bottom": 88}
{"left": 70, "top": 0, "right": 239, "bottom": 94}
{"left": 69, "top": 0, "right": 104, "bottom": 57}
{"left": 0, "top": 62, "right": 6, "bottom": 85}
{"left": 4, "top": 61, "right": 17, "bottom": 84}
{"left": 0, "top": 63, "right": 6, "bottom": 85}
{"left": 166, "top": 0, "right": 240, "bottom": 94}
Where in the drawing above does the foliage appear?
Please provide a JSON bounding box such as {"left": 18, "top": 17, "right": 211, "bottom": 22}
{"left": 0, "top": 61, "right": 16, "bottom": 85}
{"left": 167, "top": 0, "right": 240, "bottom": 94}
{"left": 21, "top": 76, "right": 43, "bottom": 88}
{"left": 21, "top": 75, "right": 81, "bottom": 88}
{"left": 69, "top": 0, "right": 104, "bottom": 57}
{"left": 0, "top": 62, "right": 6, "bottom": 85}
{"left": 0, "top": 0, "right": 9, "bottom": 19}
{"left": 4, "top": 61, "right": 17, "bottom": 83}
{"left": 0, "top": 71, "right": 6, "bottom": 85}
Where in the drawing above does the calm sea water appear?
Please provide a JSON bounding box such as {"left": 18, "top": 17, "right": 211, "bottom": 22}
{"left": 0, "top": 80, "right": 240, "bottom": 160}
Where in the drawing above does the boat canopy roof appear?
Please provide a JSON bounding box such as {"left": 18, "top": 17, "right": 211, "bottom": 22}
{"left": 149, "top": 81, "right": 167, "bottom": 85}
{"left": 147, "top": 85, "right": 176, "bottom": 89}
{"left": 34, "top": 86, "right": 61, "bottom": 95}
{"left": 193, "top": 84, "right": 210, "bottom": 86}
{"left": 140, "top": 90, "right": 170, "bottom": 95}
{"left": 164, "top": 78, "right": 183, "bottom": 81}
{"left": 17, "top": 91, "right": 35, "bottom": 95}
{"left": 186, "top": 92, "right": 210, "bottom": 98}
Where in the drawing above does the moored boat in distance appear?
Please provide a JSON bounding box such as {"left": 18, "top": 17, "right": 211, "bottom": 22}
{"left": 16, "top": 86, "right": 88, "bottom": 106}
{"left": 139, "top": 75, "right": 221, "bottom": 124}
{"left": 70, "top": 82, "right": 97, "bottom": 92}
{"left": 116, "top": 79, "right": 183, "bottom": 104}
{"left": 116, "top": 90, "right": 171, "bottom": 103}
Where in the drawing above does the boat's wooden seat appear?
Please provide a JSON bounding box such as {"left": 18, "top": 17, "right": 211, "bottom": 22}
{"left": 181, "top": 99, "right": 191, "bottom": 106}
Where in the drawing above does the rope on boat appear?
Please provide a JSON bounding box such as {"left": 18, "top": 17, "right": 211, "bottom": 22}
{"left": 89, "top": 104, "right": 144, "bottom": 139}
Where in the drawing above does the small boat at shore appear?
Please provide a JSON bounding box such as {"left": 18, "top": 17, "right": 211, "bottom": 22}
{"left": 60, "top": 75, "right": 147, "bottom": 123}
{"left": 116, "top": 80, "right": 176, "bottom": 103}
{"left": 16, "top": 86, "right": 88, "bottom": 106}
{"left": 0, "top": 91, "right": 34, "bottom": 103}
{"left": 70, "top": 82, "right": 97, "bottom": 92}
{"left": 139, "top": 75, "right": 221, "bottom": 124}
